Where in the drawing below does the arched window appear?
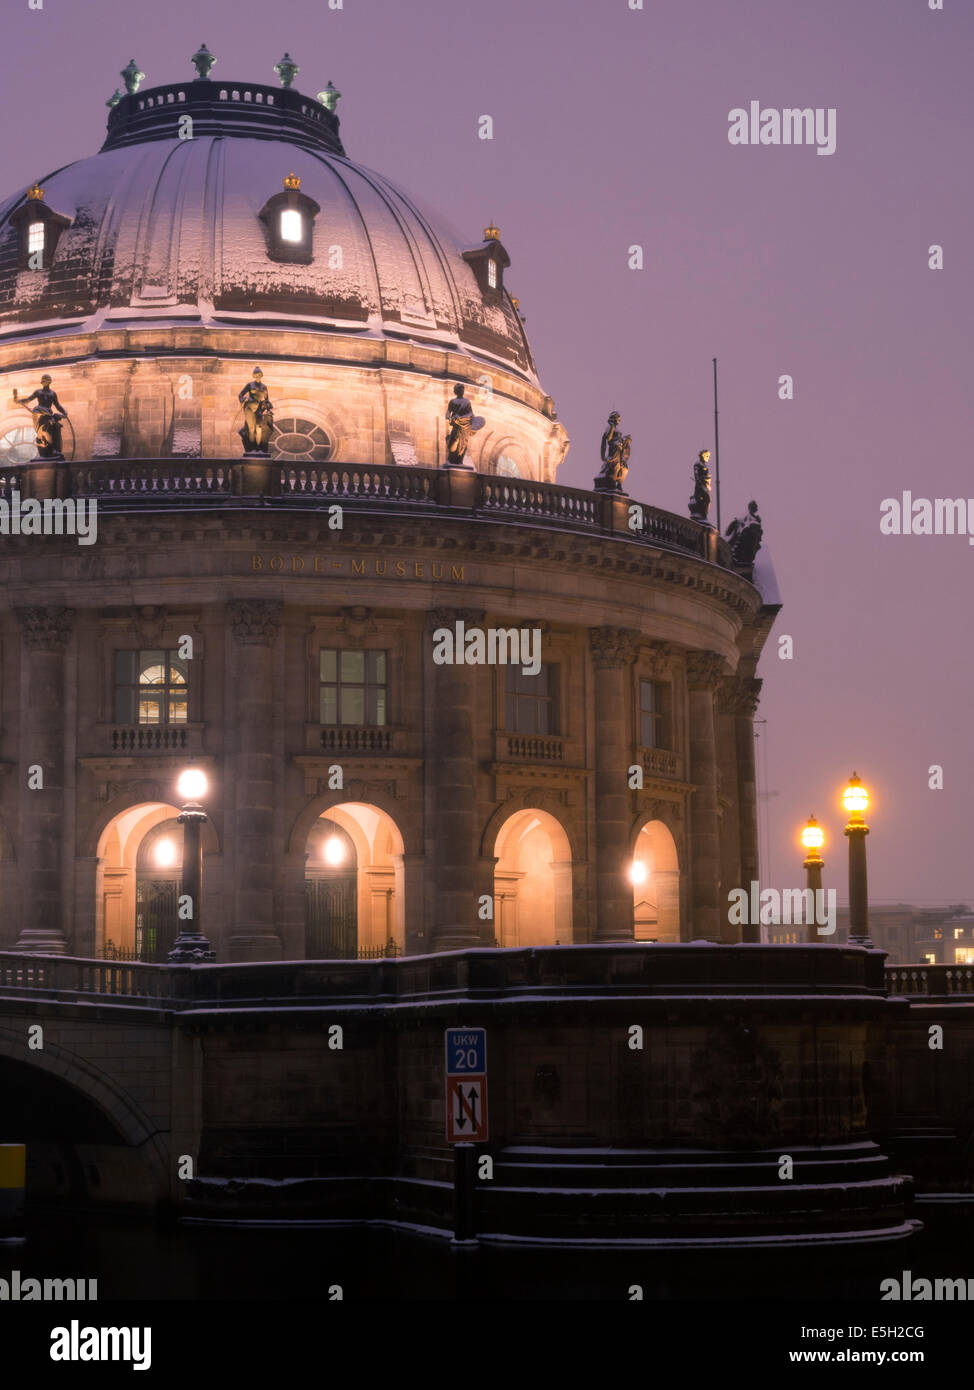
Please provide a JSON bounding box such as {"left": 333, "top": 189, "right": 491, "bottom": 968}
{"left": 114, "top": 650, "right": 188, "bottom": 725}
{"left": 495, "top": 452, "right": 521, "bottom": 478}
{"left": 272, "top": 416, "right": 333, "bottom": 463}
{"left": 0, "top": 425, "right": 37, "bottom": 464}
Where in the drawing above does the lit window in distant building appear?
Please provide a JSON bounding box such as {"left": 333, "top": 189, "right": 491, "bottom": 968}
{"left": 505, "top": 665, "right": 558, "bottom": 735}
{"left": 280, "top": 208, "right": 303, "bottom": 243}
{"left": 954, "top": 928, "right": 964, "bottom": 939}
{"left": 320, "top": 649, "right": 387, "bottom": 726}
{"left": 487, "top": 258, "right": 497, "bottom": 289}
{"left": 640, "top": 679, "right": 671, "bottom": 748}
{"left": 955, "top": 948, "right": 974, "bottom": 964}
{"left": 114, "top": 650, "right": 188, "bottom": 724}
{"left": 27, "top": 222, "right": 44, "bottom": 254}
{"left": 934, "top": 928, "right": 943, "bottom": 939}
{"left": 924, "top": 953, "right": 936, "bottom": 964}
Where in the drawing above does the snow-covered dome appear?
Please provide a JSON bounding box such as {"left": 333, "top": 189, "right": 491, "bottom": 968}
{"left": 0, "top": 72, "right": 538, "bottom": 385}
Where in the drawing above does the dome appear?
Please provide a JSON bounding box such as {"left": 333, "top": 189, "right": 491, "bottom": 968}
{"left": 0, "top": 75, "right": 537, "bottom": 384}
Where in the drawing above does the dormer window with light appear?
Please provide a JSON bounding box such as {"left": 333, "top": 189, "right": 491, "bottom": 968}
{"left": 462, "top": 221, "right": 510, "bottom": 299}
{"left": 10, "top": 183, "right": 71, "bottom": 270}
{"left": 259, "top": 172, "right": 321, "bottom": 265}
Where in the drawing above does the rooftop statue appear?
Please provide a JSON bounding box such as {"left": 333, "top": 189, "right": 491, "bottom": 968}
{"left": 595, "top": 411, "right": 630, "bottom": 493}
{"left": 444, "top": 384, "right": 484, "bottom": 469}
{"left": 689, "top": 449, "right": 712, "bottom": 522}
{"left": 13, "top": 375, "right": 69, "bottom": 460}
{"left": 725, "top": 500, "right": 763, "bottom": 567}
{"left": 238, "top": 368, "right": 275, "bottom": 456}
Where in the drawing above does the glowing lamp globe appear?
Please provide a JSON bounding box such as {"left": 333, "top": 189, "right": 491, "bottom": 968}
{"left": 154, "top": 837, "right": 177, "bottom": 868}
{"left": 801, "top": 816, "right": 825, "bottom": 851}
{"left": 177, "top": 767, "right": 208, "bottom": 801}
{"left": 323, "top": 835, "right": 346, "bottom": 867}
{"left": 630, "top": 860, "right": 648, "bottom": 886}
{"left": 842, "top": 774, "right": 869, "bottom": 816}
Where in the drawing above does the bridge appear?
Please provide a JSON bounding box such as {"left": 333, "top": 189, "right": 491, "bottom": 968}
{"left": 1, "top": 947, "right": 972, "bottom": 1244}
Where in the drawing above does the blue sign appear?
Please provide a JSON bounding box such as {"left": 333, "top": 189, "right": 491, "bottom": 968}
{"left": 445, "top": 1027, "right": 486, "bottom": 1075}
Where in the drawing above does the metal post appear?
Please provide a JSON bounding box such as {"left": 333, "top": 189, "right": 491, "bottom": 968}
{"left": 452, "top": 1141, "right": 477, "bottom": 1244}
{"left": 168, "top": 801, "right": 215, "bottom": 963}
{"left": 712, "top": 357, "right": 721, "bottom": 535}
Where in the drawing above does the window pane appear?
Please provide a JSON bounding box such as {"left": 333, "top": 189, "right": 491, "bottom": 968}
{"left": 169, "top": 695, "right": 188, "bottom": 723}
{"left": 139, "top": 695, "right": 162, "bottom": 724}
{"left": 641, "top": 712, "right": 654, "bottom": 747}
{"left": 320, "top": 687, "right": 337, "bottom": 724}
{"left": 342, "top": 687, "right": 364, "bottom": 724}
{"left": 641, "top": 680, "right": 655, "bottom": 712}
{"left": 341, "top": 650, "right": 364, "bottom": 683}
{"left": 169, "top": 657, "right": 188, "bottom": 685}
{"left": 369, "top": 688, "right": 387, "bottom": 726}
{"left": 369, "top": 650, "right": 386, "bottom": 683}
{"left": 320, "top": 649, "right": 337, "bottom": 683}
{"left": 280, "top": 208, "right": 303, "bottom": 243}
{"left": 535, "top": 700, "right": 550, "bottom": 735}
{"left": 114, "top": 688, "right": 136, "bottom": 724}
{"left": 28, "top": 222, "right": 44, "bottom": 254}
{"left": 505, "top": 694, "right": 515, "bottom": 729}
{"left": 139, "top": 651, "right": 165, "bottom": 683}
{"left": 115, "top": 650, "right": 137, "bottom": 684}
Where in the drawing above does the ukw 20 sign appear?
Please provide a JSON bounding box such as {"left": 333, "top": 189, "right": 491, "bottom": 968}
{"left": 444, "top": 1028, "right": 487, "bottom": 1141}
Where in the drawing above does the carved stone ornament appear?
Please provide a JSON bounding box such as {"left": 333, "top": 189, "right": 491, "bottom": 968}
{"left": 719, "top": 674, "right": 763, "bottom": 716}
{"left": 127, "top": 605, "right": 167, "bottom": 648}
{"left": 642, "top": 639, "right": 673, "bottom": 678}
{"left": 229, "top": 599, "right": 283, "bottom": 645}
{"left": 588, "top": 626, "right": 638, "bottom": 669}
{"left": 16, "top": 606, "right": 74, "bottom": 652}
{"left": 684, "top": 650, "right": 726, "bottom": 692}
{"left": 427, "top": 607, "right": 486, "bottom": 632}
{"left": 339, "top": 606, "right": 376, "bottom": 642}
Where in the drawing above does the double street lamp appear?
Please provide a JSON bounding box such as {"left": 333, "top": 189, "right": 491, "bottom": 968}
{"left": 167, "top": 766, "right": 216, "bottom": 964}
{"left": 796, "top": 774, "right": 872, "bottom": 947}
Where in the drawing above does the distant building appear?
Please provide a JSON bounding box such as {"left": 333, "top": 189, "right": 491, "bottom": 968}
{"left": 764, "top": 903, "right": 973, "bottom": 962}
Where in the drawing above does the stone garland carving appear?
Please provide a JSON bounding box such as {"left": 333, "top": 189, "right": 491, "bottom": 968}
{"left": 642, "top": 639, "right": 673, "bottom": 678}
{"left": 16, "top": 606, "right": 74, "bottom": 652}
{"left": 684, "top": 650, "right": 726, "bottom": 692}
{"left": 229, "top": 599, "right": 283, "bottom": 645}
{"left": 588, "top": 626, "right": 638, "bottom": 669}
{"left": 427, "top": 607, "right": 486, "bottom": 632}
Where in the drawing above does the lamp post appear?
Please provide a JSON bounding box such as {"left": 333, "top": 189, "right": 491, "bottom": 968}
{"left": 168, "top": 767, "right": 216, "bottom": 963}
{"left": 800, "top": 814, "right": 825, "bottom": 944}
{"left": 842, "top": 772, "right": 872, "bottom": 948}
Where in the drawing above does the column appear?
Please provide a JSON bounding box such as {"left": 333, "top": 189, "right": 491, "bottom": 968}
{"left": 589, "top": 626, "right": 638, "bottom": 942}
{"left": 716, "top": 676, "right": 746, "bottom": 943}
{"left": 428, "top": 609, "right": 491, "bottom": 952}
{"left": 15, "top": 607, "right": 73, "bottom": 954}
{"left": 735, "top": 678, "right": 762, "bottom": 943}
{"left": 228, "top": 599, "right": 283, "bottom": 961}
{"left": 685, "top": 651, "right": 725, "bottom": 942}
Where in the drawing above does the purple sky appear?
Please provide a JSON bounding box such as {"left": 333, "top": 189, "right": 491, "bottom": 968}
{"left": 5, "top": 0, "right": 972, "bottom": 904}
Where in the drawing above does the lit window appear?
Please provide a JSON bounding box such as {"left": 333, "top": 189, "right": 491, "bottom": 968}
{"left": 954, "top": 928, "right": 964, "bottom": 939}
{"left": 924, "top": 953, "right": 936, "bottom": 964}
{"left": 27, "top": 222, "right": 44, "bottom": 254}
{"left": 280, "top": 209, "right": 303, "bottom": 243}
{"left": 495, "top": 453, "right": 521, "bottom": 478}
{"left": 114, "top": 649, "right": 188, "bottom": 725}
{"left": 955, "top": 948, "right": 974, "bottom": 964}
{"left": 272, "top": 416, "right": 333, "bottom": 463}
{"left": 487, "top": 259, "right": 497, "bottom": 289}
{"left": 320, "top": 649, "right": 387, "bottom": 726}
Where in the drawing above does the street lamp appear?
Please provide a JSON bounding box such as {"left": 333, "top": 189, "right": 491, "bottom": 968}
{"left": 800, "top": 815, "right": 825, "bottom": 944}
{"left": 168, "top": 766, "right": 216, "bottom": 963}
{"left": 842, "top": 772, "right": 871, "bottom": 947}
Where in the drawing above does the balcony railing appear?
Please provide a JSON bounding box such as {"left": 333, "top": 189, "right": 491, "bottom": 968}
{"left": 108, "top": 724, "right": 196, "bottom": 753}
{"left": 638, "top": 746, "right": 682, "bottom": 780}
{"left": 504, "top": 734, "right": 566, "bottom": 762}
{"left": 320, "top": 726, "right": 394, "bottom": 753}
{"left": 7, "top": 462, "right": 740, "bottom": 572}
{"left": 885, "top": 965, "right": 974, "bottom": 997}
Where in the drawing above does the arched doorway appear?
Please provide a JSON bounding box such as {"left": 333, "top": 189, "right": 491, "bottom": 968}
{"left": 305, "top": 819, "right": 358, "bottom": 958}
{"left": 631, "top": 818, "right": 680, "bottom": 942}
{"left": 493, "top": 808, "right": 573, "bottom": 947}
{"left": 134, "top": 819, "right": 182, "bottom": 962}
{"left": 94, "top": 801, "right": 218, "bottom": 961}
{"left": 303, "top": 803, "right": 405, "bottom": 958}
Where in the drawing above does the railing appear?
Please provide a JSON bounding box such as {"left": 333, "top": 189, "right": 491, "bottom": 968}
{"left": 505, "top": 734, "right": 565, "bottom": 762}
{"left": 639, "top": 746, "right": 681, "bottom": 780}
{"left": 110, "top": 724, "right": 190, "bottom": 753}
{"left": 7, "top": 461, "right": 742, "bottom": 573}
{"left": 0, "top": 952, "right": 172, "bottom": 1003}
{"left": 885, "top": 965, "right": 974, "bottom": 997}
{"left": 280, "top": 464, "right": 435, "bottom": 503}
{"left": 320, "top": 726, "right": 393, "bottom": 753}
{"left": 73, "top": 462, "right": 231, "bottom": 495}
{"left": 357, "top": 941, "right": 401, "bottom": 960}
